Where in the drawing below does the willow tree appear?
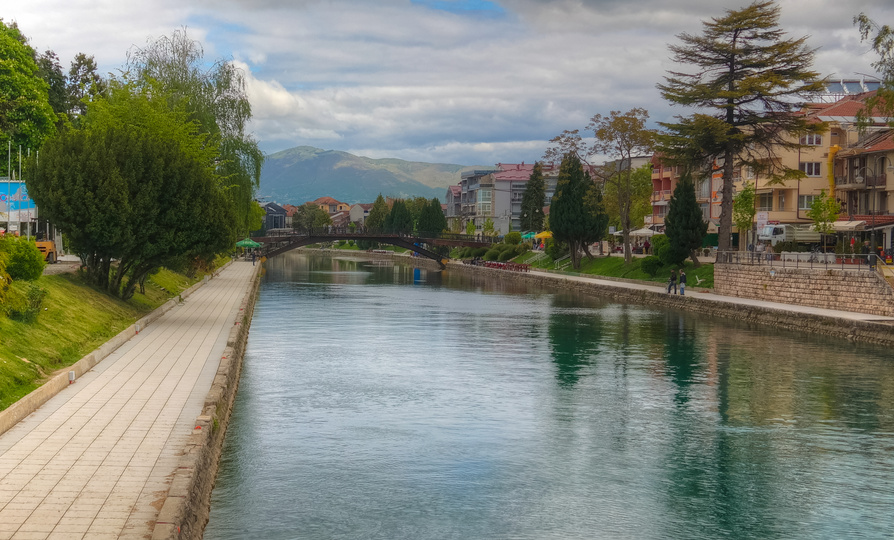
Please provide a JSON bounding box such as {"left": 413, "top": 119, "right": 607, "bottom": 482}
{"left": 657, "top": 1, "right": 826, "bottom": 252}
{"left": 125, "top": 28, "right": 263, "bottom": 237}
{"left": 520, "top": 162, "right": 546, "bottom": 231}
{"left": 550, "top": 153, "right": 608, "bottom": 269}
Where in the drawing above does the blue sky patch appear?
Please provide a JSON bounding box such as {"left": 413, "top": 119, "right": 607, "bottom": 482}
{"left": 411, "top": 0, "right": 505, "bottom": 17}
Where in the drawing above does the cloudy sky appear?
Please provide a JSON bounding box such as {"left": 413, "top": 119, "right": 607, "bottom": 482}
{"left": 7, "top": 0, "right": 894, "bottom": 166}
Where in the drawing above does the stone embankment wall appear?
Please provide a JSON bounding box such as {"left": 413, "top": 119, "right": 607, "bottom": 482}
{"left": 714, "top": 264, "right": 894, "bottom": 318}
{"left": 152, "top": 266, "right": 261, "bottom": 540}
{"left": 446, "top": 262, "right": 894, "bottom": 346}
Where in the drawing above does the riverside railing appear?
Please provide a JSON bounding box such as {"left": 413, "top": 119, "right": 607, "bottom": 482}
{"left": 716, "top": 251, "right": 882, "bottom": 271}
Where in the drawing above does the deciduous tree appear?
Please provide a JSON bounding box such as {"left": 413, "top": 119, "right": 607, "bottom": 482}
{"left": 732, "top": 181, "right": 756, "bottom": 250}
{"left": 29, "top": 84, "right": 234, "bottom": 299}
{"left": 590, "top": 109, "right": 656, "bottom": 264}
{"left": 657, "top": 1, "right": 826, "bottom": 252}
{"left": 806, "top": 190, "right": 840, "bottom": 235}
{"left": 0, "top": 20, "right": 56, "bottom": 176}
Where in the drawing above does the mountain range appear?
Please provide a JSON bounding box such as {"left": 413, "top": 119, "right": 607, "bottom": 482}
{"left": 259, "top": 146, "right": 483, "bottom": 205}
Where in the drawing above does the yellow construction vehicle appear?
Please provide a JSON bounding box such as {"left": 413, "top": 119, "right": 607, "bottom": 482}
{"left": 34, "top": 233, "right": 58, "bottom": 263}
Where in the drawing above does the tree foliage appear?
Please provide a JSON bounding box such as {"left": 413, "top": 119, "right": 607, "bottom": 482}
{"left": 732, "top": 181, "right": 757, "bottom": 250}
{"left": 855, "top": 13, "right": 894, "bottom": 122}
{"left": 0, "top": 236, "right": 45, "bottom": 281}
{"left": 591, "top": 109, "right": 656, "bottom": 263}
{"left": 657, "top": 1, "right": 826, "bottom": 252}
{"left": 417, "top": 198, "right": 447, "bottom": 235}
{"left": 366, "top": 194, "right": 390, "bottom": 231}
{"left": 292, "top": 203, "right": 332, "bottom": 233}
{"left": 550, "top": 153, "right": 609, "bottom": 269}
{"left": 125, "top": 28, "right": 263, "bottom": 237}
{"left": 29, "top": 84, "right": 235, "bottom": 299}
{"left": 67, "top": 52, "right": 107, "bottom": 120}
{"left": 664, "top": 173, "right": 707, "bottom": 267}
{"left": 807, "top": 190, "right": 840, "bottom": 235}
{"left": 384, "top": 199, "right": 413, "bottom": 233}
{"left": 0, "top": 19, "right": 57, "bottom": 176}
{"left": 520, "top": 162, "right": 546, "bottom": 231}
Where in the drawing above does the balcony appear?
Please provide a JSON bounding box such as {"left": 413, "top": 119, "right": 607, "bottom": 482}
{"left": 650, "top": 190, "right": 672, "bottom": 203}
{"left": 835, "top": 174, "right": 886, "bottom": 190}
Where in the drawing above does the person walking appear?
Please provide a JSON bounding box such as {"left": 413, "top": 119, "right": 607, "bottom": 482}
{"left": 679, "top": 269, "right": 686, "bottom": 296}
{"left": 667, "top": 269, "right": 677, "bottom": 295}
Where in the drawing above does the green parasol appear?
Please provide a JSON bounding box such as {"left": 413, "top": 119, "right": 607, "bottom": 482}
{"left": 236, "top": 238, "right": 261, "bottom": 248}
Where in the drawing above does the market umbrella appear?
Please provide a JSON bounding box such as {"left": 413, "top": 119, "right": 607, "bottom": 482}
{"left": 236, "top": 238, "right": 261, "bottom": 248}
{"left": 629, "top": 227, "right": 656, "bottom": 237}
{"left": 521, "top": 232, "right": 536, "bottom": 239}
{"left": 534, "top": 231, "right": 553, "bottom": 239}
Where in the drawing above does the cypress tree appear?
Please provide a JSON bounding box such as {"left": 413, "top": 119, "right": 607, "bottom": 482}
{"left": 520, "top": 162, "right": 546, "bottom": 231}
{"left": 664, "top": 173, "right": 707, "bottom": 267}
{"left": 550, "top": 153, "right": 608, "bottom": 269}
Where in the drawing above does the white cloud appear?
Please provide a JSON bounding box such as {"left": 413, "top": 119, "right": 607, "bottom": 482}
{"left": 8, "top": 0, "right": 894, "bottom": 165}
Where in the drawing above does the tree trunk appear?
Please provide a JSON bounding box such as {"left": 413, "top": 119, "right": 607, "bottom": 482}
{"left": 689, "top": 249, "right": 702, "bottom": 268}
{"left": 717, "top": 148, "right": 735, "bottom": 253}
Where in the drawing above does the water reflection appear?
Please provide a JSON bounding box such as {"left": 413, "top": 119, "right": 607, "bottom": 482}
{"left": 207, "top": 252, "right": 894, "bottom": 540}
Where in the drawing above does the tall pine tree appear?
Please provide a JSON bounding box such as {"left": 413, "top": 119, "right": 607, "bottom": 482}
{"left": 657, "top": 1, "right": 826, "bottom": 252}
{"left": 520, "top": 162, "right": 546, "bottom": 231}
{"left": 664, "top": 173, "right": 707, "bottom": 267}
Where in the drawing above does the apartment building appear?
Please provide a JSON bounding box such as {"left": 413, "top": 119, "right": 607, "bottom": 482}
{"left": 649, "top": 88, "right": 894, "bottom": 248}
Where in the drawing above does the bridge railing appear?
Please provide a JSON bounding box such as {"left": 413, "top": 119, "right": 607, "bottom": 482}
{"left": 261, "top": 227, "right": 500, "bottom": 244}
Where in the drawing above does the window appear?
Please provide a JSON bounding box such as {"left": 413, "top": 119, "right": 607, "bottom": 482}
{"left": 698, "top": 179, "right": 710, "bottom": 199}
{"left": 800, "top": 134, "right": 822, "bottom": 146}
{"left": 800, "top": 162, "right": 821, "bottom": 177}
{"left": 758, "top": 193, "right": 773, "bottom": 212}
{"left": 479, "top": 189, "right": 492, "bottom": 202}
{"left": 700, "top": 203, "right": 710, "bottom": 220}
{"left": 746, "top": 167, "right": 755, "bottom": 179}
{"left": 778, "top": 192, "right": 786, "bottom": 211}
{"left": 798, "top": 194, "right": 817, "bottom": 210}
{"left": 477, "top": 202, "right": 491, "bottom": 213}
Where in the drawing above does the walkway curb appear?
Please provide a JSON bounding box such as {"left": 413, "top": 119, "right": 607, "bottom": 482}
{"left": 0, "top": 267, "right": 222, "bottom": 439}
{"left": 151, "top": 263, "right": 261, "bottom": 540}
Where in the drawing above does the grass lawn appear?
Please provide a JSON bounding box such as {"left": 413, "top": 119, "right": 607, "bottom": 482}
{"left": 0, "top": 267, "right": 201, "bottom": 411}
{"left": 490, "top": 250, "right": 714, "bottom": 288}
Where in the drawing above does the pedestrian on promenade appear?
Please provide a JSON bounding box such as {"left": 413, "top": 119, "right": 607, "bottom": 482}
{"left": 679, "top": 270, "right": 686, "bottom": 296}
{"left": 667, "top": 269, "right": 677, "bottom": 295}
{"left": 251, "top": 251, "right": 256, "bottom": 266}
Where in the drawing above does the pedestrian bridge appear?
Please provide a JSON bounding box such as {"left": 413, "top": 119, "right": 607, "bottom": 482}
{"left": 250, "top": 229, "right": 499, "bottom": 269}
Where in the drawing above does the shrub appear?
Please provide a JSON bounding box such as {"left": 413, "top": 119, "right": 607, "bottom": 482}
{"left": 545, "top": 238, "right": 567, "bottom": 260}
{"left": 0, "top": 237, "right": 46, "bottom": 281}
{"left": 504, "top": 231, "right": 522, "bottom": 245}
{"left": 641, "top": 256, "right": 663, "bottom": 276}
{"left": 473, "top": 247, "right": 489, "bottom": 258}
{"left": 483, "top": 248, "right": 500, "bottom": 261}
{"left": 498, "top": 249, "right": 516, "bottom": 261}
{"left": 651, "top": 234, "right": 672, "bottom": 265}
{"left": 348, "top": 240, "right": 355, "bottom": 247}
{"left": 5, "top": 282, "right": 47, "bottom": 322}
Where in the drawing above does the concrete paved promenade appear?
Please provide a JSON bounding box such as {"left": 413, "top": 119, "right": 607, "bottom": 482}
{"left": 0, "top": 261, "right": 257, "bottom": 540}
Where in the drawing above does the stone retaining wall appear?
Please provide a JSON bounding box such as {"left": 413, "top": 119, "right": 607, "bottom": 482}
{"left": 151, "top": 266, "right": 261, "bottom": 540}
{"left": 0, "top": 270, "right": 215, "bottom": 438}
{"left": 714, "top": 264, "right": 894, "bottom": 318}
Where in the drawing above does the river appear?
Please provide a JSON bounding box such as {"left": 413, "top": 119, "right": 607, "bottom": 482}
{"left": 205, "top": 252, "right": 894, "bottom": 539}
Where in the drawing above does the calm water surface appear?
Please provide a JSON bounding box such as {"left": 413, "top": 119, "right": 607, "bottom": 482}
{"left": 205, "top": 252, "right": 894, "bottom": 540}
